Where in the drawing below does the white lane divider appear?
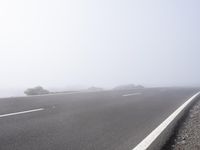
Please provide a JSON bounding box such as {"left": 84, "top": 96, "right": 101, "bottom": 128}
{"left": 0, "top": 108, "right": 44, "bottom": 118}
{"left": 132, "top": 91, "right": 200, "bottom": 150}
{"left": 123, "top": 93, "right": 141, "bottom": 97}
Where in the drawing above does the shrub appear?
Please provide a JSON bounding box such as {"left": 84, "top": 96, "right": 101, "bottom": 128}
{"left": 24, "top": 86, "right": 50, "bottom": 95}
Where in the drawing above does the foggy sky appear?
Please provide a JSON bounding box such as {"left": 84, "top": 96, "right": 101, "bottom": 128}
{"left": 0, "top": 0, "right": 200, "bottom": 90}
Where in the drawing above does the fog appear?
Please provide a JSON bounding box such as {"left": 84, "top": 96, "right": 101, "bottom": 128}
{"left": 0, "top": 0, "right": 200, "bottom": 96}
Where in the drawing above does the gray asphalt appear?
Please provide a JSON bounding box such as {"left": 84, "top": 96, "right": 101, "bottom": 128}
{"left": 0, "top": 88, "right": 199, "bottom": 150}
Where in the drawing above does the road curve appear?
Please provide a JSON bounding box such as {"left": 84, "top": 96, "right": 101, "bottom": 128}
{"left": 0, "top": 88, "right": 199, "bottom": 150}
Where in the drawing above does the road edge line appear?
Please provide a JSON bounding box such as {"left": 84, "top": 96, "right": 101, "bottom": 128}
{"left": 123, "top": 93, "right": 142, "bottom": 97}
{"left": 132, "top": 91, "right": 200, "bottom": 150}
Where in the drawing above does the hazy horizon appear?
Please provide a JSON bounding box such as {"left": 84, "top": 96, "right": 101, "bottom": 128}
{"left": 1, "top": 0, "right": 200, "bottom": 96}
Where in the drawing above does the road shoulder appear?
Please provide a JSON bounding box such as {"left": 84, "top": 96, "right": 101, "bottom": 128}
{"left": 164, "top": 98, "right": 200, "bottom": 150}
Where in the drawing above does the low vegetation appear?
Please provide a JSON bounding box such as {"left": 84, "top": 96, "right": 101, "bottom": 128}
{"left": 24, "top": 86, "right": 50, "bottom": 95}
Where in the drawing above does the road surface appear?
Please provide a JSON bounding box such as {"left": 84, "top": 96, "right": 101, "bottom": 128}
{"left": 0, "top": 88, "right": 199, "bottom": 150}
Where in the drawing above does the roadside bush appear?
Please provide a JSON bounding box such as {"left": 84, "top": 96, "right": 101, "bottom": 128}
{"left": 24, "top": 86, "right": 50, "bottom": 95}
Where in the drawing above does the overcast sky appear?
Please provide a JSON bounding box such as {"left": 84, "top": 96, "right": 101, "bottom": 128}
{"left": 0, "top": 0, "right": 200, "bottom": 90}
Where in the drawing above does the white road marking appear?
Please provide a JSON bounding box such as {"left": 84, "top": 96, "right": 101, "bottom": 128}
{"left": 0, "top": 108, "right": 44, "bottom": 118}
{"left": 24, "top": 91, "right": 84, "bottom": 98}
{"left": 132, "top": 91, "right": 200, "bottom": 150}
{"left": 123, "top": 93, "right": 141, "bottom": 97}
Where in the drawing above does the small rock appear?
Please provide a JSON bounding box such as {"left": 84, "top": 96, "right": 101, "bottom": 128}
{"left": 179, "top": 140, "right": 186, "bottom": 145}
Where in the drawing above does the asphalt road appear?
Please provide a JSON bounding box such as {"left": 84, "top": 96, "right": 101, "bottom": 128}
{"left": 0, "top": 88, "right": 199, "bottom": 150}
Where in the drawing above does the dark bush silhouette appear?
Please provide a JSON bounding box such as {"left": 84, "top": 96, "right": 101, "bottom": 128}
{"left": 24, "top": 86, "right": 50, "bottom": 95}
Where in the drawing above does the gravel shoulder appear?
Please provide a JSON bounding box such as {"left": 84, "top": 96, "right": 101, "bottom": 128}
{"left": 164, "top": 99, "right": 200, "bottom": 150}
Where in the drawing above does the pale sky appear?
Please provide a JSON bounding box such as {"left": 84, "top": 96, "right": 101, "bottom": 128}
{"left": 0, "top": 0, "right": 200, "bottom": 90}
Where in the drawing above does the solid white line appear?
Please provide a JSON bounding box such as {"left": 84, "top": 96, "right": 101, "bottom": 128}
{"left": 132, "top": 91, "right": 200, "bottom": 150}
{"left": 8, "top": 90, "right": 104, "bottom": 99}
{"left": 123, "top": 93, "right": 141, "bottom": 97}
{"left": 25, "top": 91, "right": 84, "bottom": 98}
{"left": 0, "top": 108, "right": 44, "bottom": 118}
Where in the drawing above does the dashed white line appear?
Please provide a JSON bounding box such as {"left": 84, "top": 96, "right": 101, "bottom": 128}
{"left": 123, "top": 93, "right": 141, "bottom": 97}
{"left": 132, "top": 91, "right": 200, "bottom": 150}
{"left": 0, "top": 108, "right": 44, "bottom": 118}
